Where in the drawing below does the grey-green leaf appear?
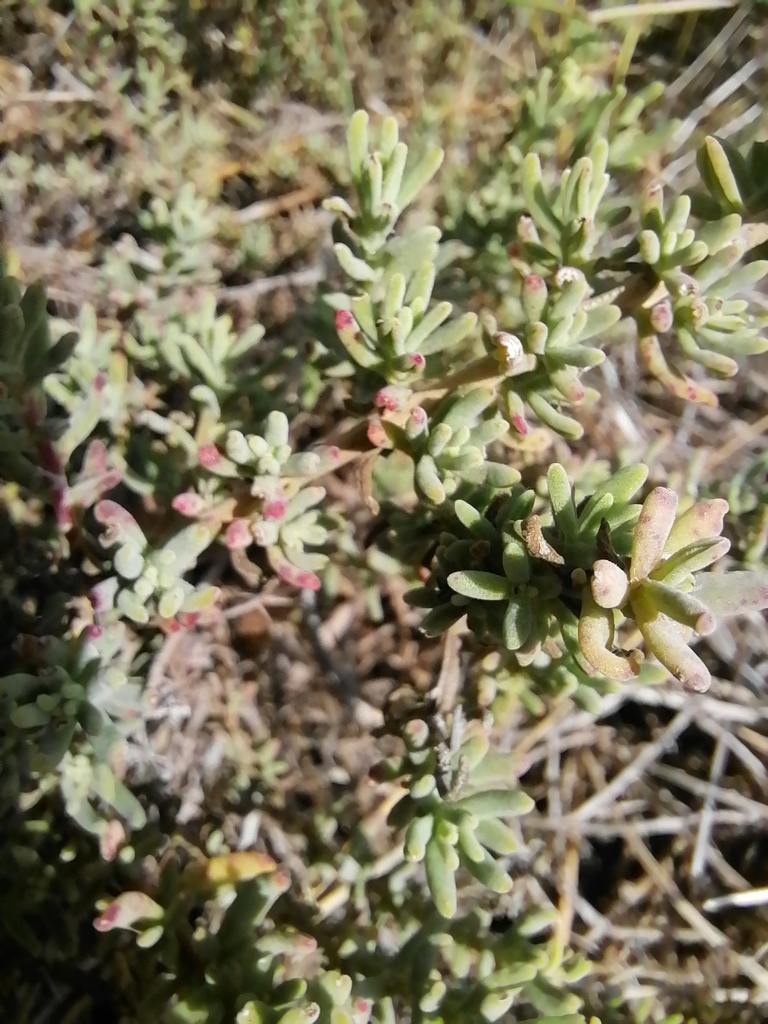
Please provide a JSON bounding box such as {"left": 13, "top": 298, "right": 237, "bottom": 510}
{"left": 447, "top": 571, "right": 510, "bottom": 601}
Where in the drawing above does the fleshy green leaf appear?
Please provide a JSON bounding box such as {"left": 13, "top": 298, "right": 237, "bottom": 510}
{"left": 93, "top": 891, "right": 163, "bottom": 933}
{"left": 448, "top": 571, "right": 510, "bottom": 601}
{"left": 632, "top": 586, "right": 711, "bottom": 692}
{"left": 547, "top": 464, "right": 578, "bottom": 538}
{"left": 692, "top": 570, "right": 768, "bottom": 619}
{"left": 424, "top": 837, "right": 458, "bottom": 918}
{"left": 452, "top": 788, "right": 534, "bottom": 819}
{"left": 630, "top": 487, "right": 678, "bottom": 582}
{"left": 463, "top": 849, "right": 513, "bottom": 893}
{"left": 638, "top": 579, "right": 716, "bottom": 635}
{"left": 590, "top": 559, "right": 630, "bottom": 609}
{"left": 578, "top": 591, "right": 637, "bottom": 681}
{"left": 664, "top": 498, "right": 728, "bottom": 555}
{"left": 404, "top": 814, "right": 434, "bottom": 863}
{"left": 502, "top": 599, "right": 532, "bottom": 650}
{"left": 474, "top": 817, "right": 520, "bottom": 856}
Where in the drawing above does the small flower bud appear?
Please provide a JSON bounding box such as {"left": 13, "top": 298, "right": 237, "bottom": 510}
{"left": 375, "top": 385, "right": 407, "bottom": 412}
{"left": 591, "top": 559, "right": 630, "bottom": 609}
{"left": 262, "top": 492, "right": 288, "bottom": 520}
{"left": 516, "top": 215, "right": 539, "bottom": 244}
{"left": 197, "top": 443, "right": 221, "bottom": 469}
{"left": 334, "top": 308, "right": 360, "bottom": 339}
{"left": 304, "top": 445, "right": 340, "bottom": 473}
{"left": 649, "top": 298, "right": 674, "bottom": 334}
{"left": 224, "top": 519, "right": 252, "bottom": 550}
{"left": 521, "top": 274, "right": 548, "bottom": 322}
{"left": 90, "top": 578, "right": 118, "bottom": 614}
{"left": 367, "top": 418, "right": 389, "bottom": 447}
{"left": 177, "top": 611, "right": 201, "bottom": 629}
{"left": 83, "top": 440, "right": 109, "bottom": 474}
{"left": 99, "top": 820, "right": 126, "bottom": 863}
{"left": 492, "top": 331, "right": 524, "bottom": 372}
{"left": 273, "top": 560, "right": 321, "bottom": 591}
{"left": 642, "top": 182, "right": 664, "bottom": 220}
{"left": 172, "top": 492, "right": 203, "bottom": 517}
{"left": 406, "top": 406, "right": 428, "bottom": 439}
{"left": 510, "top": 413, "right": 529, "bottom": 436}
{"left": 225, "top": 430, "right": 251, "bottom": 464}
{"left": 553, "top": 265, "right": 585, "bottom": 289}
{"left": 404, "top": 718, "right": 430, "bottom": 750}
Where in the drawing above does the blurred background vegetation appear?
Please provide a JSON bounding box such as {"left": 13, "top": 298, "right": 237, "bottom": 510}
{"left": 2, "top": 1, "right": 768, "bottom": 1022}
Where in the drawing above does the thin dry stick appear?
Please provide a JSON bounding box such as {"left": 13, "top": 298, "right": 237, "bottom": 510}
{"left": 554, "top": 841, "right": 580, "bottom": 957}
{"left": 430, "top": 624, "right": 463, "bottom": 714}
{"left": 523, "top": 729, "right": 616, "bottom": 771}
{"left": 546, "top": 723, "right": 563, "bottom": 822}
{"left": 574, "top": 905, "right": 611, "bottom": 953}
{"left": 230, "top": 184, "right": 324, "bottom": 225}
{"left": 0, "top": 89, "right": 98, "bottom": 107}
{"left": 525, "top": 809, "right": 761, "bottom": 838}
{"left": 706, "top": 411, "right": 768, "bottom": 473}
{"left": 704, "top": 887, "right": 768, "bottom": 913}
{"left": 146, "top": 627, "right": 188, "bottom": 694}
{"left": 650, "top": 763, "right": 768, "bottom": 818}
{"left": 667, "top": 55, "right": 763, "bottom": 169}
{"left": 736, "top": 724, "right": 768, "bottom": 760}
{"left": 626, "top": 832, "right": 726, "bottom": 948}
{"left": 222, "top": 594, "right": 294, "bottom": 621}
{"left": 699, "top": 717, "right": 768, "bottom": 785}
{"left": 619, "top": 683, "right": 768, "bottom": 725}
{"left": 627, "top": 832, "right": 768, "bottom": 995}
{"left": 690, "top": 732, "right": 728, "bottom": 879}
{"left": 666, "top": 5, "right": 750, "bottom": 99}
{"left": 567, "top": 705, "right": 696, "bottom": 822}
{"left": 707, "top": 843, "right": 753, "bottom": 896}
{"left": 218, "top": 265, "right": 325, "bottom": 302}
{"left": 590, "top": 0, "right": 735, "bottom": 21}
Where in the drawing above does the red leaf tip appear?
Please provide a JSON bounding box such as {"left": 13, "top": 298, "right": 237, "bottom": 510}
{"left": 197, "top": 444, "right": 221, "bottom": 468}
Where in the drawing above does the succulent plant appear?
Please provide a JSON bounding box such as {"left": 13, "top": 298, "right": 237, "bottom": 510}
{"left": 0, "top": 629, "right": 144, "bottom": 835}
{"left": 126, "top": 292, "right": 267, "bottom": 401}
{"left": 46, "top": 303, "right": 142, "bottom": 453}
{"left": 378, "top": 714, "right": 531, "bottom": 920}
{"left": 104, "top": 183, "right": 221, "bottom": 309}
{"left": 91, "top": 499, "right": 220, "bottom": 626}
{"left": 692, "top": 136, "right": 768, "bottom": 225}
{"left": 634, "top": 184, "right": 768, "bottom": 405}
{"left": 5, "top": 26, "right": 768, "bottom": 1017}
{"left": 166, "top": 408, "right": 342, "bottom": 590}
{"left": 488, "top": 268, "right": 621, "bottom": 441}
{"left": 0, "top": 266, "right": 77, "bottom": 487}
{"left": 454, "top": 56, "right": 675, "bottom": 258}
{"left": 406, "top": 463, "right": 768, "bottom": 693}
{"left": 368, "top": 385, "right": 521, "bottom": 506}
